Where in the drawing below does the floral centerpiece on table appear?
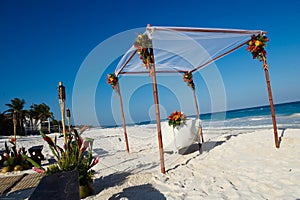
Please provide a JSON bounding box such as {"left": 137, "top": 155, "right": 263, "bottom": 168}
{"left": 246, "top": 34, "right": 269, "bottom": 61}
{"left": 107, "top": 73, "right": 118, "bottom": 90}
{"left": 168, "top": 111, "right": 186, "bottom": 128}
{"left": 1, "top": 137, "right": 30, "bottom": 172}
{"left": 183, "top": 72, "right": 195, "bottom": 90}
{"left": 23, "top": 127, "right": 99, "bottom": 198}
{"left": 134, "top": 33, "right": 153, "bottom": 69}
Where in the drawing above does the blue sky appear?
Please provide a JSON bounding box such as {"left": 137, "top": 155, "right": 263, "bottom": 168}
{"left": 0, "top": 0, "right": 300, "bottom": 126}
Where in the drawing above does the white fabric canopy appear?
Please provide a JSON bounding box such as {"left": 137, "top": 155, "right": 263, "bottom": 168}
{"left": 115, "top": 26, "right": 266, "bottom": 76}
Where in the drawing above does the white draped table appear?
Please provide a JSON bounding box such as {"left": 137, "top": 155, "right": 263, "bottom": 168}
{"left": 161, "top": 118, "right": 202, "bottom": 153}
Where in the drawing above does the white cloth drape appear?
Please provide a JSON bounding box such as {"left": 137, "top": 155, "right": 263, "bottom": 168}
{"left": 161, "top": 118, "right": 201, "bottom": 153}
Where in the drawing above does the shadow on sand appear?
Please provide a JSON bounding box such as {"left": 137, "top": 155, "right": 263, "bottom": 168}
{"left": 93, "top": 148, "right": 109, "bottom": 157}
{"left": 278, "top": 128, "right": 286, "bottom": 148}
{"left": 93, "top": 171, "right": 131, "bottom": 194}
{"left": 177, "top": 131, "right": 246, "bottom": 156}
{"left": 108, "top": 184, "right": 166, "bottom": 200}
{"left": 178, "top": 140, "right": 226, "bottom": 155}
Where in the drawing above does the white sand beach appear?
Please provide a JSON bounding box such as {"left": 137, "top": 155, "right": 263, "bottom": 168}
{"left": 1, "top": 126, "right": 300, "bottom": 199}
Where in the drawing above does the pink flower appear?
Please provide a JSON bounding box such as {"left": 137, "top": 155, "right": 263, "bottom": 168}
{"left": 3, "top": 152, "right": 9, "bottom": 159}
{"left": 43, "top": 135, "right": 55, "bottom": 147}
{"left": 91, "top": 156, "right": 100, "bottom": 167}
{"left": 80, "top": 141, "right": 89, "bottom": 153}
{"left": 33, "top": 167, "right": 45, "bottom": 173}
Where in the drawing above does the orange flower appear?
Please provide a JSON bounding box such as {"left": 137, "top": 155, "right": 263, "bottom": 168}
{"left": 168, "top": 111, "right": 187, "bottom": 128}
{"left": 183, "top": 72, "right": 195, "bottom": 90}
{"left": 246, "top": 34, "right": 268, "bottom": 61}
{"left": 107, "top": 73, "right": 118, "bottom": 87}
{"left": 9, "top": 136, "right": 16, "bottom": 145}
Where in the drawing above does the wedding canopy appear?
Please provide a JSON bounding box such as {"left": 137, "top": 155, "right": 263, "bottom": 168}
{"left": 109, "top": 25, "right": 278, "bottom": 174}
{"left": 115, "top": 26, "right": 266, "bottom": 75}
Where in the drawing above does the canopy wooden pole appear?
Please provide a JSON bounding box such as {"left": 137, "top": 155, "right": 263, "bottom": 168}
{"left": 146, "top": 44, "right": 165, "bottom": 174}
{"left": 116, "top": 84, "right": 130, "bottom": 153}
{"left": 147, "top": 23, "right": 165, "bottom": 174}
{"left": 151, "top": 66, "right": 165, "bottom": 174}
{"left": 193, "top": 89, "right": 204, "bottom": 143}
{"left": 262, "top": 57, "right": 279, "bottom": 148}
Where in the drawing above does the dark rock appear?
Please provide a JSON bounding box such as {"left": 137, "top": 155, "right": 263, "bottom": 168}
{"left": 29, "top": 170, "right": 80, "bottom": 200}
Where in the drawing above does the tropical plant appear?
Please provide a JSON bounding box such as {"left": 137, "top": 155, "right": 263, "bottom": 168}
{"left": 1, "top": 138, "right": 30, "bottom": 172}
{"left": 24, "top": 107, "right": 34, "bottom": 132}
{"left": 29, "top": 103, "right": 54, "bottom": 131}
{"left": 23, "top": 127, "right": 99, "bottom": 197}
{"left": 0, "top": 111, "right": 10, "bottom": 135}
{"left": 5, "top": 98, "right": 26, "bottom": 135}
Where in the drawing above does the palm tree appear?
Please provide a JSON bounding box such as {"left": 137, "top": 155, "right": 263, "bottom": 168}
{"left": 5, "top": 98, "right": 26, "bottom": 135}
{"left": 0, "top": 111, "right": 10, "bottom": 136}
{"left": 25, "top": 106, "right": 35, "bottom": 132}
{"left": 30, "top": 103, "right": 54, "bottom": 131}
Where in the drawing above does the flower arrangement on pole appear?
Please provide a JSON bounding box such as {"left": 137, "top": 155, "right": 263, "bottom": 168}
{"left": 134, "top": 33, "right": 154, "bottom": 70}
{"left": 246, "top": 34, "right": 269, "bottom": 61}
{"left": 183, "top": 72, "right": 195, "bottom": 90}
{"left": 246, "top": 34, "right": 279, "bottom": 148}
{"left": 168, "top": 111, "right": 186, "bottom": 128}
{"left": 107, "top": 73, "right": 119, "bottom": 90}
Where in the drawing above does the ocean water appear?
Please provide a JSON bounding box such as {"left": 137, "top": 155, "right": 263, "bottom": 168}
{"left": 200, "top": 101, "right": 300, "bottom": 130}
{"left": 129, "top": 101, "right": 300, "bottom": 130}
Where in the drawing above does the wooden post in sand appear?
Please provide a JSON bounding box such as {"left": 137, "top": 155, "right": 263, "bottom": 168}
{"left": 116, "top": 84, "right": 130, "bottom": 153}
{"left": 262, "top": 57, "right": 279, "bottom": 148}
{"left": 151, "top": 63, "right": 165, "bottom": 174}
{"left": 147, "top": 33, "right": 165, "bottom": 173}
{"left": 193, "top": 89, "right": 204, "bottom": 143}
{"left": 147, "top": 24, "right": 165, "bottom": 174}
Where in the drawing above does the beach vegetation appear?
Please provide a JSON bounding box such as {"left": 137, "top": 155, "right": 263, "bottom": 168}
{"left": 1, "top": 139, "right": 30, "bottom": 173}
{"left": 23, "top": 127, "right": 99, "bottom": 198}
{"left": 5, "top": 98, "right": 26, "bottom": 135}
{"left": 0, "top": 98, "right": 56, "bottom": 136}
{"left": 0, "top": 111, "right": 10, "bottom": 135}
{"left": 28, "top": 103, "right": 54, "bottom": 131}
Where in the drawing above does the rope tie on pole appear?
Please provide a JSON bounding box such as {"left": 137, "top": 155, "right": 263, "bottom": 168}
{"left": 263, "top": 56, "right": 268, "bottom": 71}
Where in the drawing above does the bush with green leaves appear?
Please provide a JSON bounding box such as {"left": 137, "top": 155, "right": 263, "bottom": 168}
{"left": 1, "top": 139, "right": 30, "bottom": 172}
{"left": 23, "top": 127, "right": 99, "bottom": 186}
